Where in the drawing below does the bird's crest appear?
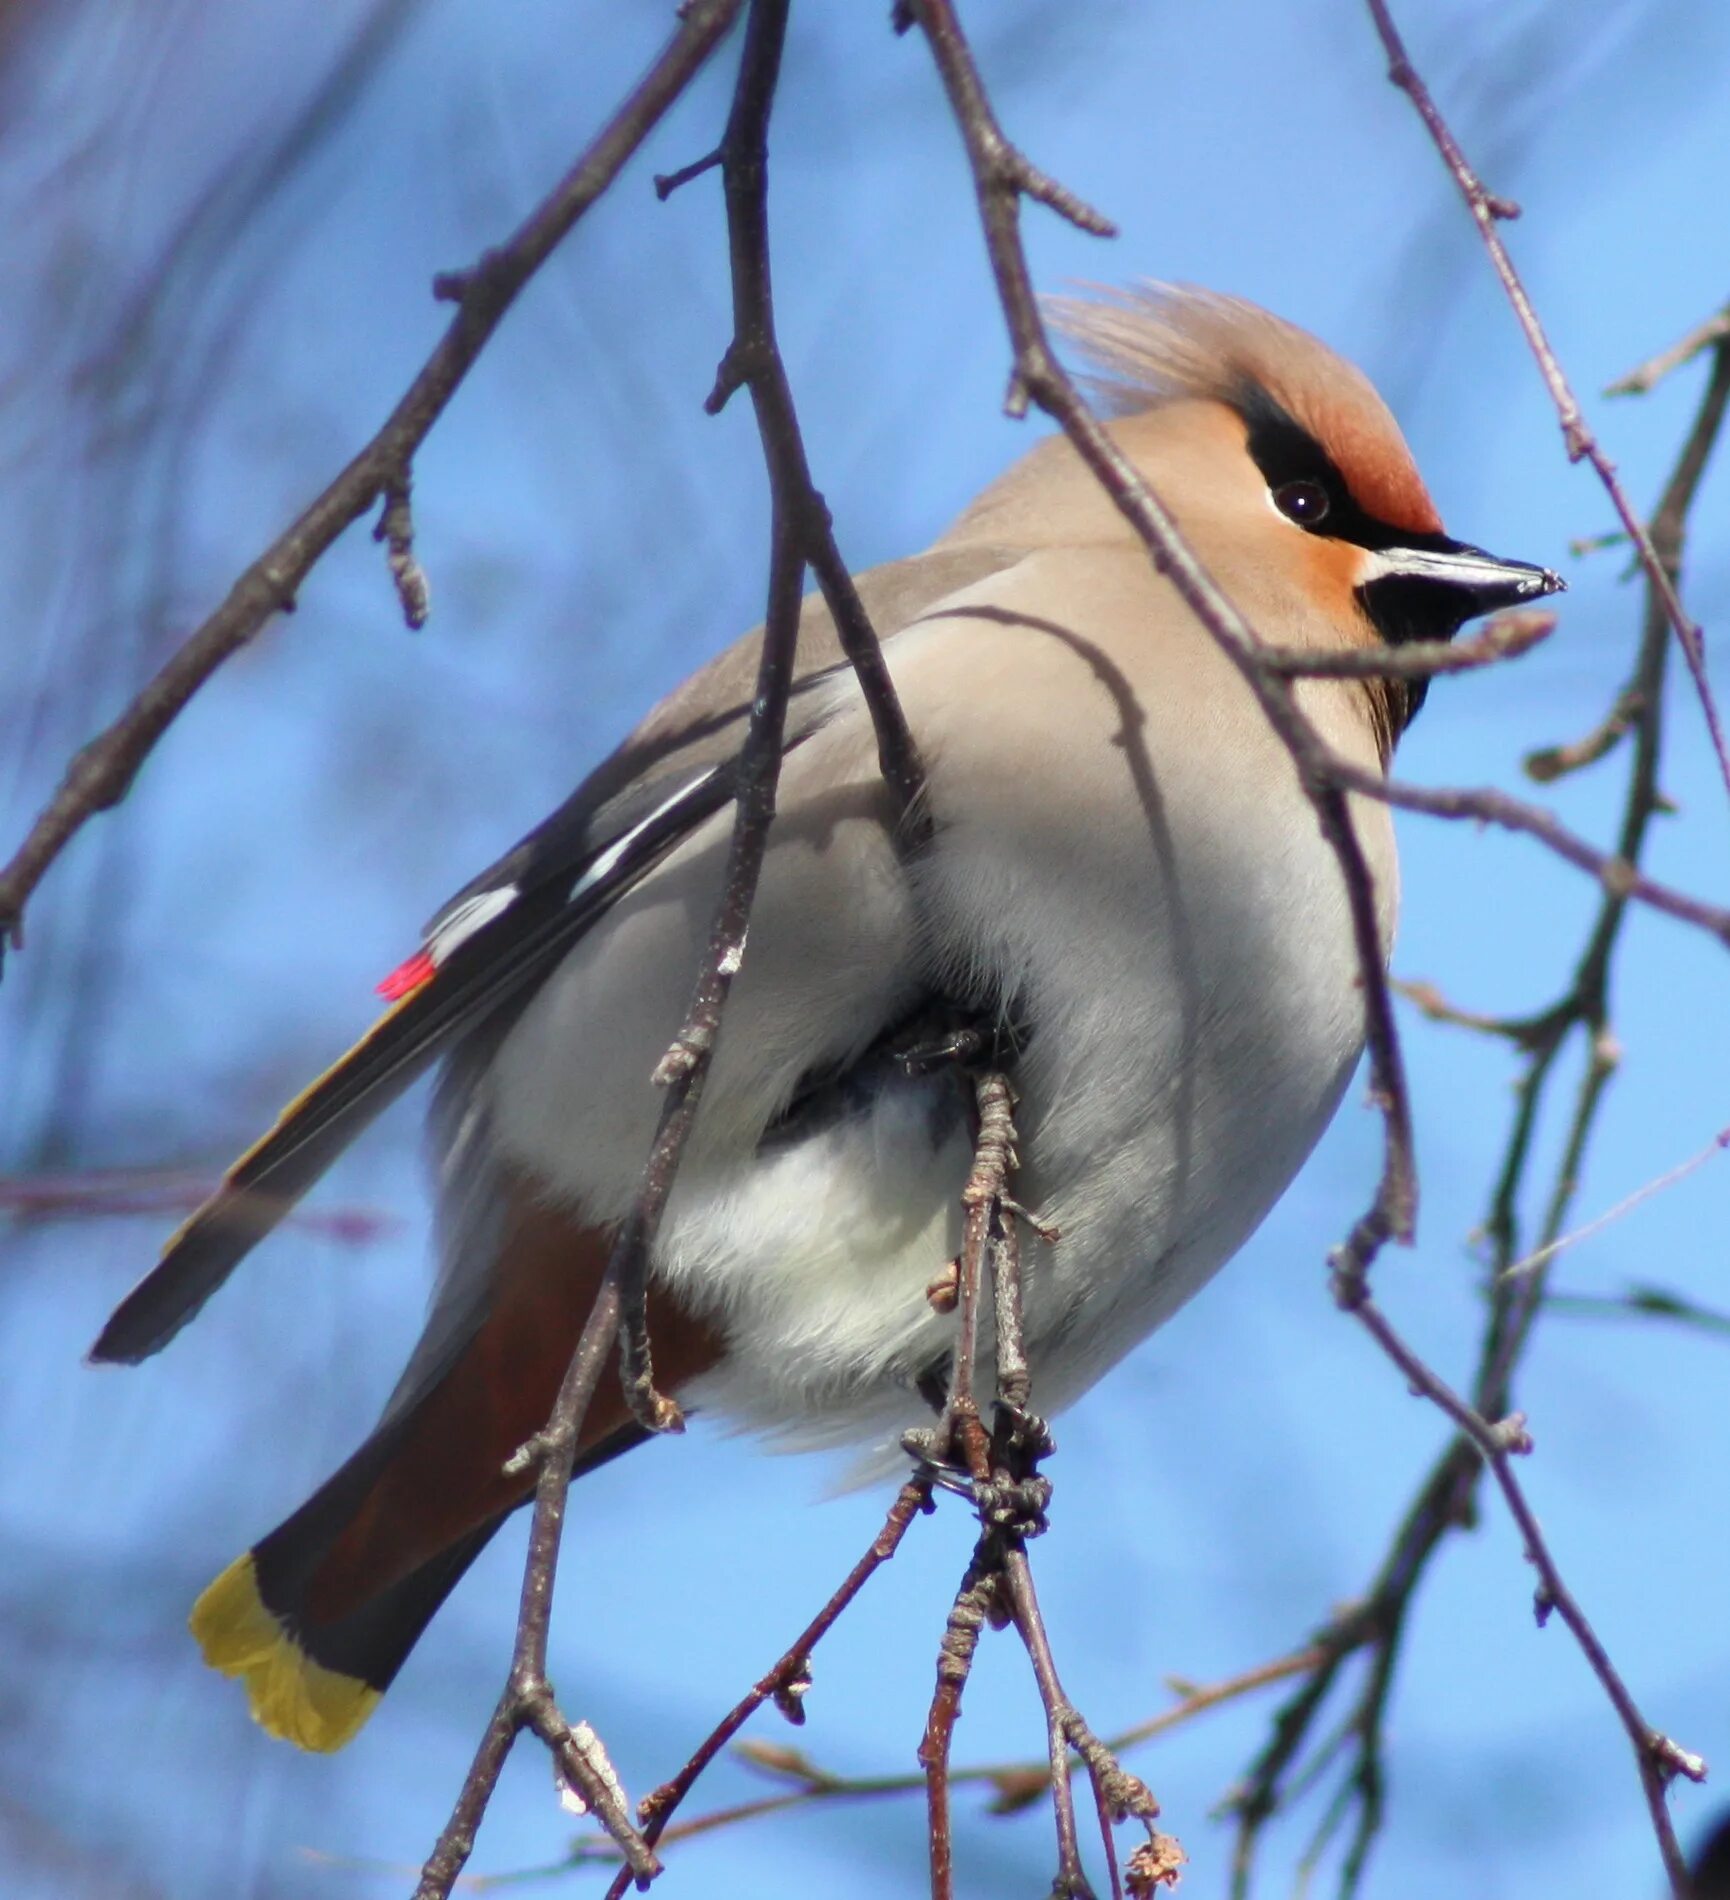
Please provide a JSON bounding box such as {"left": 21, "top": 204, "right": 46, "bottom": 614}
{"left": 1052, "top": 283, "right": 1442, "bottom": 537}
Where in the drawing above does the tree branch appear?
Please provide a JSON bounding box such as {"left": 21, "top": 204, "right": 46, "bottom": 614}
{"left": 1364, "top": 0, "right": 1730, "bottom": 811}
{"left": 1258, "top": 607, "right": 1554, "bottom": 680}
{"left": 413, "top": 1273, "right": 653, "bottom": 1897}
{"left": 619, "top": 0, "right": 930, "bottom": 1424}
{"left": 0, "top": 0, "right": 745, "bottom": 967}
{"left": 603, "top": 1477, "right": 935, "bottom": 1900}
{"left": 438, "top": 0, "right": 940, "bottom": 1880}
{"left": 898, "top": 6, "right": 1727, "bottom": 1892}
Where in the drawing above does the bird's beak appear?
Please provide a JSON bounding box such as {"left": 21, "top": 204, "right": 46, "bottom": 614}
{"left": 1370, "top": 539, "right": 1566, "bottom": 618}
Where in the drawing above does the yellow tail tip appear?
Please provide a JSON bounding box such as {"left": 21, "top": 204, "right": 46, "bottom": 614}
{"left": 191, "top": 1552, "right": 380, "bottom": 1752}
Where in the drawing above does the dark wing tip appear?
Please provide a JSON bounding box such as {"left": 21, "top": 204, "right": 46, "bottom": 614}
{"left": 88, "top": 1306, "right": 184, "bottom": 1365}
{"left": 88, "top": 1202, "right": 264, "bottom": 1363}
{"left": 89, "top": 1292, "right": 196, "bottom": 1365}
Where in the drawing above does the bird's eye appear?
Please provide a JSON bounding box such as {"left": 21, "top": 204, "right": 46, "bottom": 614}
{"left": 1272, "top": 479, "right": 1331, "bottom": 527}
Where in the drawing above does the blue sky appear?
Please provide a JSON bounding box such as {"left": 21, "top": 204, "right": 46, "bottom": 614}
{"left": 2, "top": 2, "right": 1728, "bottom": 1896}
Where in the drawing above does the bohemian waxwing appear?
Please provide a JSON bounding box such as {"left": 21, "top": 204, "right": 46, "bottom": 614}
{"left": 92, "top": 285, "right": 1562, "bottom": 1750}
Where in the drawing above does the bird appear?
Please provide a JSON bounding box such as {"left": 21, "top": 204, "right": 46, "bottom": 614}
{"left": 90, "top": 284, "right": 1562, "bottom": 1752}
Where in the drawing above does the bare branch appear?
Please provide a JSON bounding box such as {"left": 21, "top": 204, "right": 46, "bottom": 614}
{"left": 1390, "top": 977, "right": 1545, "bottom": 1046}
{"left": 1524, "top": 686, "right": 1642, "bottom": 783}
{"left": 1498, "top": 1124, "right": 1730, "bottom": 1284}
{"left": 1331, "top": 755, "right": 1730, "bottom": 947}
{"left": 920, "top": 1565, "right": 996, "bottom": 1900}
{"left": 699, "top": 0, "right": 929, "bottom": 831}
{"left": 1544, "top": 1284, "right": 1730, "bottom": 1340}
{"left": 1606, "top": 306, "right": 1730, "bottom": 398}
{"left": 413, "top": 1270, "right": 653, "bottom": 1898}
{"left": 618, "top": 507, "right": 805, "bottom": 1432}
{"left": 1333, "top": 1266, "right": 1707, "bottom": 1874}
{"left": 0, "top": 1168, "right": 398, "bottom": 1243}
{"left": 623, "top": 0, "right": 928, "bottom": 1426}
{"left": 550, "top": 1641, "right": 1322, "bottom": 1876}
{"left": 1364, "top": 0, "right": 1730, "bottom": 809}
{"left": 0, "top": 0, "right": 745, "bottom": 966}
{"left": 1258, "top": 608, "right": 1554, "bottom": 681}
{"left": 605, "top": 1478, "right": 934, "bottom": 1899}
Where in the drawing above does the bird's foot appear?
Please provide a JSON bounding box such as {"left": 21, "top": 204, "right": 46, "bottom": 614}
{"left": 972, "top": 1469, "right": 1053, "bottom": 1539}
{"left": 991, "top": 1400, "right": 1053, "bottom": 1469}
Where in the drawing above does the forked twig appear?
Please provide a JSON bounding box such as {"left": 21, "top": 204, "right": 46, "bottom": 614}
{"left": 0, "top": 0, "right": 746, "bottom": 967}
{"left": 602, "top": 1477, "right": 934, "bottom": 1900}
{"left": 1365, "top": 0, "right": 1730, "bottom": 811}
{"left": 414, "top": 1273, "right": 654, "bottom": 1897}
{"left": 1606, "top": 307, "right": 1730, "bottom": 398}
{"left": 536, "top": 1647, "right": 1321, "bottom": 1874}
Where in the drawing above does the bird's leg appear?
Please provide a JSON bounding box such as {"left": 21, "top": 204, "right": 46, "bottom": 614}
{"left": 895, "top": 1022, "right": 987, "bottom": 1074}
{"left": 890, "top": 992, "right": 994, "bottom": 1078}
{"left": 891, "top": 985, "right": 1031, "bottom": 1081}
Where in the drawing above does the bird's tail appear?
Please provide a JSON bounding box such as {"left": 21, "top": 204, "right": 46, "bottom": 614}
{"left": 192, "top": 1503, "right": 501, "bottom": 1752}
{"left": 189, "top": 1405, "right": 651, "bottom": 1751}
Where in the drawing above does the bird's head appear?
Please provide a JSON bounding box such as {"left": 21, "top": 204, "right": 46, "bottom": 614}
{"left": 1048, "top": 284, "right": 1564, "bottom": 739}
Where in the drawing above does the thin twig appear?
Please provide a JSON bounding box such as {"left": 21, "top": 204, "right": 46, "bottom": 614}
{"left": 604, "top": 1478, "right": 934, "bottom": 1900}
{"left": 1524, "top": 686, "right": 1642, "bottom": 784}
{"left": 1606, "top": 306, "right": 1730, "bottom": 397}
{"left": 1543, "top": 1284, "right": 1730, "bottom": 1340}
{"left": 414, "top": 1274, "right": 656, "bottom": 1898}
{"left": 1335, "top": 1267, "right": 1707, "bottom": 1814}
{"left": 0, "top": 1168, "right": 398, "bottom": 1242}
{"left": 621, "top": 0, "right": 931, "bottom": 1424}
{"left": 698, "top": 0, "right": 928, "bottom": 830}
{"left": 1329, "top": 755, "right": 1730, "bottom": 947}
{"left": 542, "top": 1643, "right": 1323, "bottom": 1877}
{"left": 1498, "top": 1125, "right": 1730, "bottom": 1284}
{"left": 948, "top": 1069, "right": 1151, "bottom": 1899}
{"left": 1390, "top": 977, "right": 1543, "bottom": 1046}
{"left": 618, "top": 506, "right": 805, "bottom": 1430}
{"left": 1001, "top": 1547, "right": 1099, "bottom": 1900}
{"left": 418, "top": 2, "right": 884, "bottom": 1882}
{"left": 1259, "top": 608, "right": 1554, "bottom": 681}
{"left": 920, "top": 1565, "right": 996, "bottom": 1900}
{"left": 1364, "top": 0, "right": 1730, "bottom": 811}
{"left": 0, "top": 0, "right": 745, "bottom": 968}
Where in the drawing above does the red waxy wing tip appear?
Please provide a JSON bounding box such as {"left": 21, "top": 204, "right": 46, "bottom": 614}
{"left": 376, "top": 950, "right": 436, "bottom": 1002}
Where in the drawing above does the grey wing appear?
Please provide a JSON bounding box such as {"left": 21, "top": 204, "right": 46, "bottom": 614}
{"left": 91, "top": 544, "right": 1024, "bottom": 1365}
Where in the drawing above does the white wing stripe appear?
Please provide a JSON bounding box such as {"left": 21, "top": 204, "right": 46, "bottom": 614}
{"left": 427, "top": 887, "right": 520, "bottom": 966}
{"left": 567, "top": 766, "right": 724, "bottom": 904}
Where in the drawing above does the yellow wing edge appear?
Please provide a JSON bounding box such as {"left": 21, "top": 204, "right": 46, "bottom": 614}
{"left": 155, "top": 985, "right": 431, "bottom": 1264}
